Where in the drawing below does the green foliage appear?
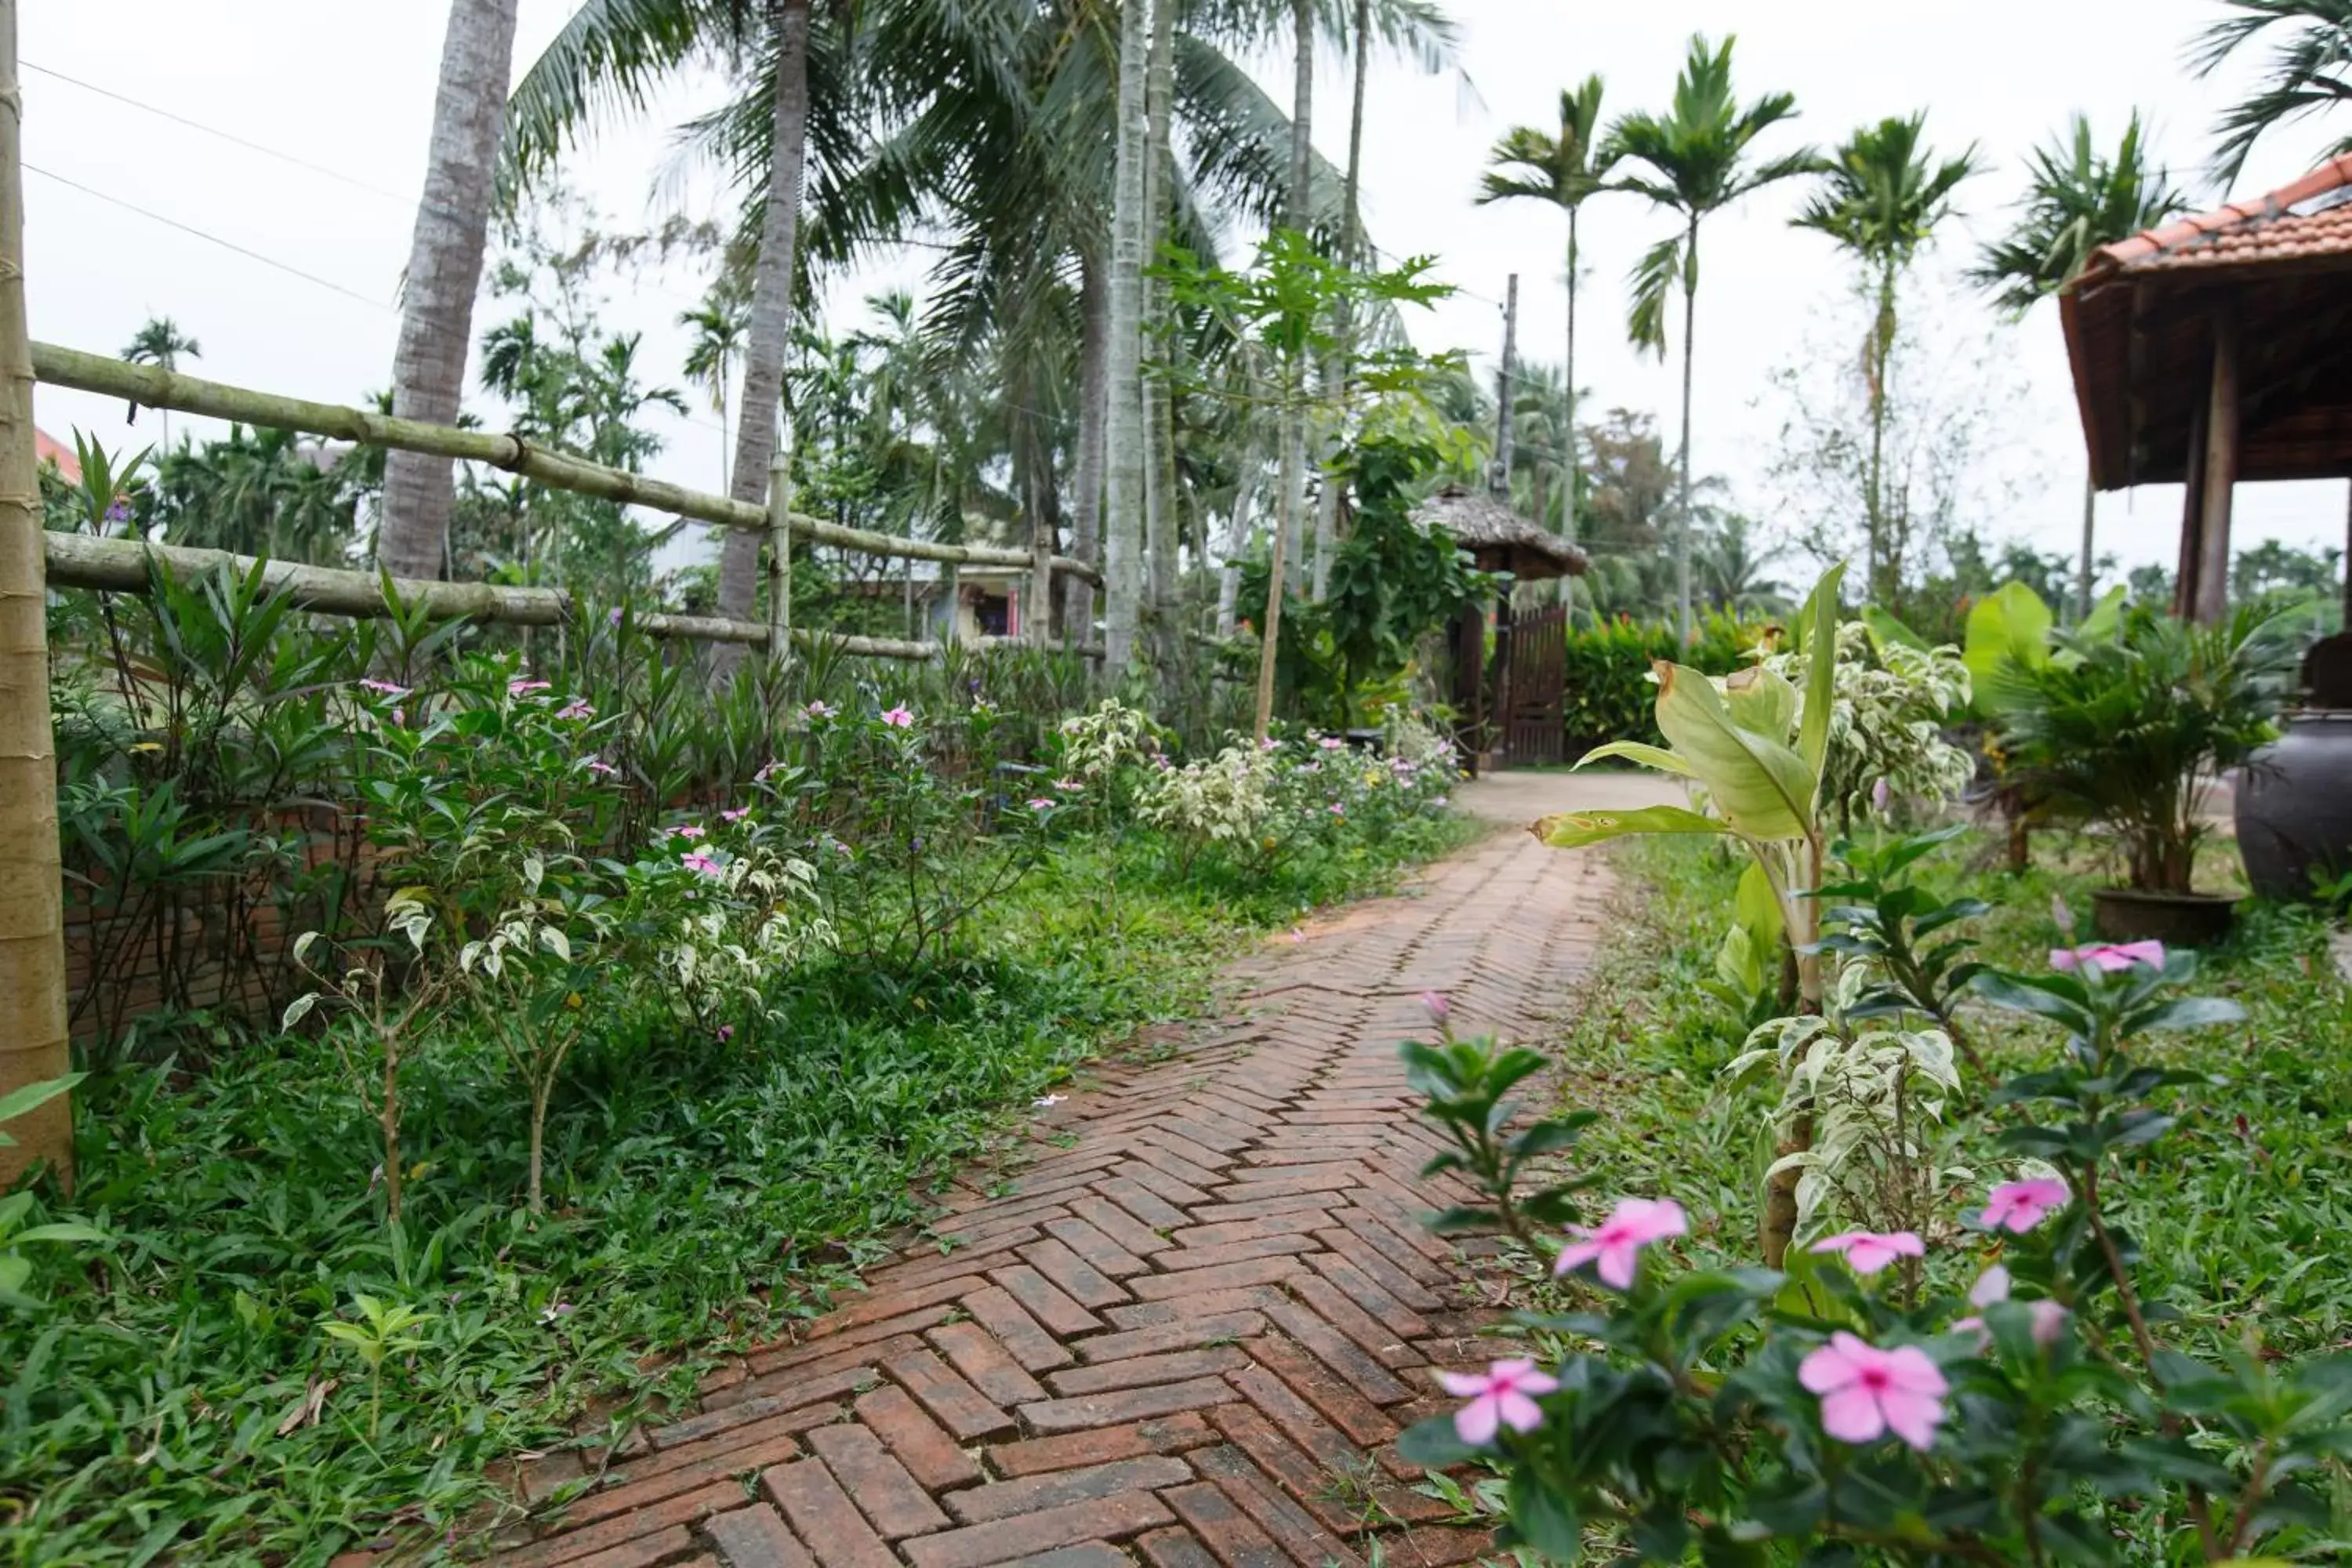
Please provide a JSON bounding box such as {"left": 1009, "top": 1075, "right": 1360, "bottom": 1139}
{"left": 1560, "top": 612, "right": 1756, "bottom": 759}
{"left": 1994, "top": 604, "right": 2299, "bottom": 892}
{"left": 1811, "top": 826, "right": 1991, "bottom": 1065}
{"left": 1766, "top": 619, "right": 1974, "bottom": 828}
{"left": 1402, "top": 1014, "right": 1599, "bottom": 1251}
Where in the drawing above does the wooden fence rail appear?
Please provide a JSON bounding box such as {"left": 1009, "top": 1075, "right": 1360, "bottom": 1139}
{"left": 31, "top": 343, "right": 1105, "bottom": 586}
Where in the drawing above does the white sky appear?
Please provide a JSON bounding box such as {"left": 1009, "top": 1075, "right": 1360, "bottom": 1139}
{"left": 23, "top": 0, "right": 2352, "bottom": 583}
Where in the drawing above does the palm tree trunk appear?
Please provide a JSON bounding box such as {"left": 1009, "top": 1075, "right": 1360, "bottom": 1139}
{"left": 1143, "top": 0, "right": 1179, "bottom": 647}
{"left": 1867, "top": 261, "right": 1895, "bottom": 603}
{"left": 2078, "top": 474, "right": 2096, "bottom": 622}
{"left": 714, "top": 0, "right": 813, "bottom": 643}
{"left": 1563, "top": 207, "right": 1578, "bottom": 544}
{"left": 376, "top": 0, "right": 521, "bottom": 582}
{"left": 1282, "top": 0, "right": 1312, "bottom": 598}
{"left": 1102, "top": 0, "right": 1150, "bottom": 673}
{"left": 1065, "top": 252, "right": 1108, "bottom": 644}
{"left": 1307, "top": 0, "right": 1370, "bottom": 605}
{"left": 1674, "top": 218, "right": 1698, "bottom": 644}
{"left": 1219, "top": 403, "right": 1261, "bottom": 639}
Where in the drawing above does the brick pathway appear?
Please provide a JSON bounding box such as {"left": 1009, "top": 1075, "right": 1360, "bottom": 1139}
{"left": 494, "top": 825, "right": 1612, "bottom": 1568}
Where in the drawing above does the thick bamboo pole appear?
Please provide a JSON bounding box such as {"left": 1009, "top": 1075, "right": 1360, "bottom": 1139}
{"left": 41, "top": 532, "right": 1102, "bottom": 666}
{"left": 29, "top": 344, "right": 1104, "bottom": 587}
{"left": 0, "top": 0, "right": 72, "bottom": 1187}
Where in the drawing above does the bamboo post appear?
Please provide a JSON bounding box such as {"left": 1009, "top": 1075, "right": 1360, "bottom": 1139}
{"left": 2193, "top": 309, "right": 2240, "bottom": 626}
{"left": 765, "top": 422, "right": 792, "bottom": 672}
{"left": 0, "top": 0, "right": 71, "bottom": 1187}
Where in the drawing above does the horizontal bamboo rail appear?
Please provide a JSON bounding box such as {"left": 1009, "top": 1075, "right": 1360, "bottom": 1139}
{"left": 31, "top": 343, "right": 1104, "bottom": 587}
{"left": 44, "top": 532, "right": 1102, "bottom": 662}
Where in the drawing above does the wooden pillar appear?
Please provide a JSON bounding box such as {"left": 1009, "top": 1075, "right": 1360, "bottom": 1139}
{"left": 2194, "top": 309, "right": 2240, "bottom": 625}
{"left": 0, "top": 0, "right": 73, "bottom": 1187}
{"left": 2175, "top": 379, "right": 2208, "bottom": 620}
{"left": 764, "top": 423, "right": 792, "bottom": 669}
{"left": 1453, "top": 601, "right": 1485, "bottom": 777}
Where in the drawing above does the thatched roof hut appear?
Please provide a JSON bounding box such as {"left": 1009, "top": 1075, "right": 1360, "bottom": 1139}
{"left": 1412, "top": 484, "right": 1588, "bottom": 582}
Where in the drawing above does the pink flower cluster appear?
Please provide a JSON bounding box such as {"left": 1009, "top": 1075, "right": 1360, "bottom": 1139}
{"left": 2051, "top": 939, "right": 2165, "bottom": 974}
{"left": 555, "top": 699, "right": 595, "bottom": 721}
{"left": 1436, "top": 1359, "right": 1556, "bottom": 1444}
{"left": 1555, "top": 1197, "right": 1686, "bottom": 1289}
{"left": 1980, "top": 1177, "right": 2067, "bottom": 1233}
{"left": 1800, "top": 1332, "right": 1948, "bottom": 1450}
{"left": 883, "top": 705, "right": 914, "bottom": 728}
{"left": 721, "top": 807, "right": 751, "bottom": 823}
{"left": 1809, "top": 1229, "right": 1923, "bottom": 1276}
{"left": 583, "top": 758, "right": 619, "bottom": 778}
{"left": 681, "top": 851, "right": 722, "bottom": 877}
{"left": 509, "top": 678, "right": 552, "bottom": 698}
{"left": 673, "top": 823, "right": 707, "bottom": 840}
{"left": 358, "top": 678, "right": 408, "bottom": 697}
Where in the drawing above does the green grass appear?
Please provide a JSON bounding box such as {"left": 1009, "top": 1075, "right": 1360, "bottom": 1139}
{"left": 0, "top": 811, "right": 1479, "bottom": 1566}
{"left": 1555, "top": 828, "right": 2352, "bottom": 1359}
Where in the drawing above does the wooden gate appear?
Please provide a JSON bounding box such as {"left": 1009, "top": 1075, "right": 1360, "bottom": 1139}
{"left": 1494, "top": 602, "right": 1566, "bottom": 767}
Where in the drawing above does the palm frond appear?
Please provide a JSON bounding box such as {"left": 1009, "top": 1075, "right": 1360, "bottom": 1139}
{"left": 1627, "top": 232, "right": 1682, "bottom": 359}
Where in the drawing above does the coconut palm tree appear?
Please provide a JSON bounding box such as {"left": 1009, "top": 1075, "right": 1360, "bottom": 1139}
{"left": 1792, "top": 113, "right": 1976, "bottom": 603}
{"left": 680, "top": 279, "right": 750, "bottom": 492}
{"left": 378, "top": 0, "right": 522, "bottom": 583}
{"left": 120, "top": 314, "right": 201, "bottom": 453}
{"left": 1605, "top": 34, "right": 1813, "bottom": 641}
{"left": 1477, "top": 75, "right": 1609, "bottom": 544}
{"left": 2193, "top": 0, "right": 2352, "bottom": 183}
{"left": 1969, "top": 113, "right": 2183, "bottom": 617}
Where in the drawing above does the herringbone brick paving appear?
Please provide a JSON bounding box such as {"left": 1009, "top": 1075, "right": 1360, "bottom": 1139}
{"left": 491, "top": 827, "right": 1611, "bottom": 1568}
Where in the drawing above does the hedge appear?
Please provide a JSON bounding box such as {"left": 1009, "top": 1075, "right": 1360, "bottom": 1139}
{"left": 1562, "top": 612, "right": 1765, "bottom": 760}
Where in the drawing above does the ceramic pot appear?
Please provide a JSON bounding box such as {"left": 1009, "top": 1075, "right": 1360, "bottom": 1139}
{"left": 2234, "top": 710, "right": 2352, "bottom": 902}
{"left": 2089, "top": 887, "right": 2236, "bottom": 946}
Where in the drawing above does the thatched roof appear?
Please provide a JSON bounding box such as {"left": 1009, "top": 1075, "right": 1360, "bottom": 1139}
{"left": 1412, "top": 484, "right": 1588, "bottom": 582}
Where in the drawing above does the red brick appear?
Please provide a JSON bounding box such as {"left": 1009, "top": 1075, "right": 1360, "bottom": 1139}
{"left": 903, "top": 1493, "right": 1178, "bottom": 1568}
{"left": 1212, "top": 1167, "right": 1360, "bottom": 1203}
{"left": 1137, "top": 1526, "right": 1224, "bottom": 1568}
{"left": 1134, "top": 1128, "right": 1236, "bottom": 1170}
{"left": 927, "top": 1319, "right": 1047, "bottom": 1406}
{"left": 559, "top": 1425, "right": 808, "bottom": 1530}
{"left": 499, "top": 1481, "right": 740, "bottom": 1567}
{"left": 649, "top": 1370, "right": 873, "bottom": 1452}
{"left": 805, "top": 1274, "right": 989, "bottom": 1338}
{"left": 551, "top": 1527, "right": 702, "bottom": 1568}
{"left": 1071, "top": 1311, "right": 1265, "bottom": 1366}
{"left": 760, "top": 1459, "right": 898, "bottom": 1568}
{"left": 1127, "top": 1258, "right": 1304, "bottom": 1302}
{"left": 985, "top": 1413, "right": 1220, "bottom": 1479}
{"left": 1382, "top": 1526, "right": 1494, "bottom": 1566}
{"left": 1160, "top": 1483, "right": 1288, "bottom": 1568}
{"left": 1045, "top": 1347, "right": 1250, "bottom": 1397}
{"left": 719, "top": 1336, "right": 923, "bottom": 1404}
{"left": 1016, "top": 1375, "right": 1242, "bottom": 1434}
{"left": 1002, "top": 1546, "right": 1130, "bottom": 1568}
{"left": 1313, "top": 1223, "right": 1446, "bottom": 1302}
{"left": 804, "top": 1421, "right": 949, "bottom": 1539}
{"left": 1066, "top": 1194, "right": 1174, "bottom": 1257}
{"left": 943, "top": 1454, "right": 1195, "bottom": 1524}
{"left": 703, "top": 1504, "right": 816, "bottom": 1568}
{"left": 1258, "top": 1300, "right": 1412, "bottom": 1404}
{"left": 1166, "top": 1212, "right": 1331, "bottom": 1249}
{"left": 1157, "top": 1236, "right": 1323, "bottom": 1272}
{"left": 1102, "top": 1287, "right": 1287, "bottom": 1331}
{"left": 1110, "top": 1160, "right": 1214, "bottom": 1210}
{"left": 1203, "top": 1405, "right": 1381, "bottom": 1535}
{"left": 1192, "top": 1444, "right": 1365, "bottom": 1567}
{"left": 750, "top": 1306, "right": 959, "bottom": 1375}
{"left": 960, "top": 1283, "right": 1075, "bottom": 1373}
{"left": 1221, "top": 1362, "right": 1370, "bottom": 1479}
{"left": 854, "top": 1383, "right": 981, "bottom": 1491}
{"left": 1094, "top": 1175, "right": 1195, "bottom": 1231}
{"left": 1301, "top": 1253, "right": 1433, "bottom": 1339}
{"left": 1016, "top": 1238, "right": 1130, "bottom": 1310}
{"left": 887, "top": 1348, "right": 1018, "bottom": 1441}
{"left": 987, "top": 1265, "right": 1105, "bottom": 1337}
{"left": 1041, "top": 1214, "right": 1152, "bottom": 1278}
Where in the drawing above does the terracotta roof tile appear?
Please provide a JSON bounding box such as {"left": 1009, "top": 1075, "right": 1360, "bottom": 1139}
{"left": 2088, "top": 154, "right": 2352, "bottom": 278}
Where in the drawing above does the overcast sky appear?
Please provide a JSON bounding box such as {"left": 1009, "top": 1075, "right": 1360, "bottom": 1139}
{"left": 23, "top": 1, "right": 2351, "bottom": 583}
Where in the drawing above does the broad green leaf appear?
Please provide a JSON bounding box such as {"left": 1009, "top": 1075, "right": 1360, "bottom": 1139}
{"left": 1795, "top": 561, "right": 1846, "bottom": 780}
{"left": 1654, "top": 662, "right": 1814, "bottom": 841}
{"left": 1860, "top": 604, "right": 1929, "bottom": 652}
{"left": 1575, "top": 739, "right": 1695, "bottom": 777}
{"left": 1964, "top": 581, "right": 2054, "bottom": 706}
{"left": 1734, "top": 860, "right": 1785, "bottom": 949}
{"left": 2078, "top": 583, "right": 2129, "bottom": 641}
{"left": 1537, "top": 804, "right": 1729, "bottom": 848}
{"left": 0, "top": 1075, "right": 82, "bottom": 1127}
{"left": 1507, "top": 1470, "right": 1583, "bottom": 1561}
{"left": 14, "top": 1223, "right": 107, "bottom": 1244}
{"left": 1722, "top": 665, "right": 1796, "bottom": 740}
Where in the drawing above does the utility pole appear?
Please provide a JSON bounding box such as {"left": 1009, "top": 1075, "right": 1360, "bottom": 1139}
{"left": 1492, "top": 274, "right": 1519, "bottom": 499}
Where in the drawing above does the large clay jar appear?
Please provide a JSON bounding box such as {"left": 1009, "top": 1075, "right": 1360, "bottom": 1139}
{"left": 2235, "top": 710, "right": 2352, "bottom": 901}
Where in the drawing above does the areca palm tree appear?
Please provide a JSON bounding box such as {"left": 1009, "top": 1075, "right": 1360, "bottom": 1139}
{"left": 1792, "top": 113, "right": 1976, "bottom": 603}
{"left": 120, "top": 315, "right": 201, "bottom": 452}
{"left": 680, "top": 280, "right": 750, "bottom": 491}
{"left": 379, "top": 0, "right": 522, "bottom": 583}
{"left": 1969, "top": 113, "right": 2183, "bottom": 617}
{"left": 1606, "top": 34, "right": 1813, "bottom": 641}
{"left": 2193, "top": 0, "right": 2352, "bottom": 183}
{"left": 1477, "top": 75, "right": 1609, "bottom": 544}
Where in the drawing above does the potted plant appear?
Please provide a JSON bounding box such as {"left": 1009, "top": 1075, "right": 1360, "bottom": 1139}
{"left": 1987, "top": 604, "right": 2298, "bottom": 943}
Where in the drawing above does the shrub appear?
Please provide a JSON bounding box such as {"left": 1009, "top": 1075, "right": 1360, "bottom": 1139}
{"left": 1562, "top": 612, "right": 1760, "bottom": 760}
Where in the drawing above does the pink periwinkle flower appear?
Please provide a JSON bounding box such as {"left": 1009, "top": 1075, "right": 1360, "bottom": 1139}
{"left": 391, "top": 707, "right": 405, "bottom": 726}
{"left": 1054, "top": 776, "right": 1083, "bottom": 792}
{"left": 1028, "top": 797, "right": 1055, "bottom": 811}
{"left": 1980, "top": 1178, "right": 2069, "bottom": 1234}
{"left": 2050, "top": 940, "right": 2165, "bottom": 974}
{"left": 1432, "top": 795, "right": 1450, "bottom": 808}
{"left": 358, "top": 678, "right": 408, "bottom": 697}
{"left": 1435, "top": 1359, "right": 1557, "bottom": 1446}
{"left": 1260, "top": 737, "right": 1281, "bottom": 752}
{"left": 608, "top": 607, "right": 625, "bottom": 626}
{"left": 755, "top": 760, "right": 784, "bottom": 782}
{"left": 1799, "top": 1331, "right": 1950, "bottom": 1451}
{"left": 681, "top": 851, "right": 723, "bottom": 877}
{"left": 717, "top": 1025, "right": 735, "bottom": 1044}
{"left": 509, "top": 678, "right": 552, "bottom": 698}
{"left": 1871, "top": 776, "right": 1893, "bottom": 814}
{"left": 1319, "top": 735, "right": 1346, "bottom": 750}
{"left": 1953, "top": 1266, "right": 2067, "bottom": 1346}
{"left": 721, "top": 807, "right": 751, "bottom": 823}
{"left": 1421, "top": 991, "right": 1450, "bottom": 1025}
{"left": 1327, "top": 802, "right": 1346, "bottom": 817}
{"left": 1808, "top": 1230, "right": 1926, "bottom": 1277}
{"left": 555, "top": 699, "right": 595, "bottom": 721}
{"left": 1555, "top": 1197, "right": 1687, "bottom": 1289}
{"left": 584, "top": 758, "right": 619, "bottom": 778}
{"left": 673, "top": 823, "right": 707, "bottom": 840}
{"left": 882, "top": 705, "right": 914, "bottom": 728}
{"left": 806, "top": 700, "right": 836, "bottom": 720}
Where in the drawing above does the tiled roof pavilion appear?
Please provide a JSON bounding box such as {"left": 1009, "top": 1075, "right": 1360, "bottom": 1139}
{"left": 2061, "top": 154, "right": 2352, "bottom": 620}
